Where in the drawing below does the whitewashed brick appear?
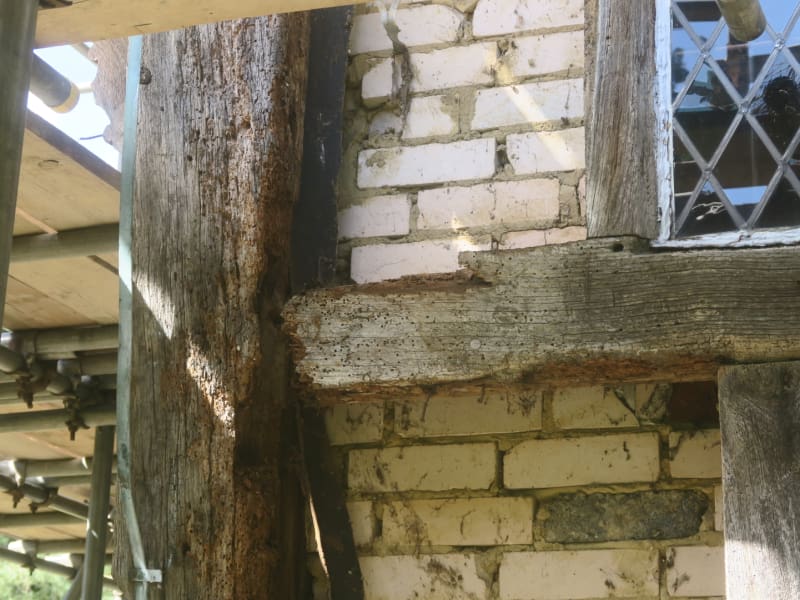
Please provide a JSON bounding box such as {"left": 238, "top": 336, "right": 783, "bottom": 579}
{"left": 370, "top": 111, "right": 403, "bottom": 137}
{"left": 417, "top": 179, "right": 559, "bottom": 230}
{"left": 499, "top": 229, "right": 546, "bottom": 250}
{"left": 383, "top": 497, "right": 533, "bottom": 546}
{"left": 473, "top": 0, "right": 584, "bottom": 37}
{"left": 395, "top": 388, "right": 542, "bottom": 437}
{"left": 545, "top": 226, "right": 586, "bottom": 244}
{"left": 714, "top": 485, "right": 723, "bottom": 531}
{"left": 499, "top": 549, "right": 659, "bottom": 600}
{"left": 669, "top": 429, "right": 722, "bottom": 478}
{"left": 361, "top": 554, "right": 488, "bottom": 600}
{"left": 507, "top": 128, "right": 586, "bottom": 175}
{"left": 348, "top": 501, "right": 375, "bottom": 546}
{"left": 472, "top": 79, "right": 583, "bottom": 131}
{"left": 350, "top": 238, "right": 491, "bottom": 284}
{"left": 350, "top": 6, "right": 464, "bottom": 54}
{"left": 325, "top": 401, "right": 384, "bottom": 445}
{"left": 552, "top": 386, "right": 639, "bottom": 430}
{"left": 504, "top": 432, "right": 660, "bottom": 489}
{"left": 349, "top": 443, "right": 496, "bottom": 492}
{"left": 338, "top": 195, "right": 411, "bottom": 240}
{"left": 667, "top": 546, "right": 725, "bottom": 597}
{"left": 362, "top": 43, "right": 497, "bottom": 101}
{"left": 500, "top": 31, "right": 585, "bottom": 80}
{"left": 403, "top": 95, "right": 459, "bottom": 139}
{"left": 358, "top": 138, "right": 496, "bottom": 189}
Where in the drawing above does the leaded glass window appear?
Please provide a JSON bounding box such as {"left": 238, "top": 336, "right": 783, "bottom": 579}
{"left": 669, "top": 1, "right": 800, "bottom": 241}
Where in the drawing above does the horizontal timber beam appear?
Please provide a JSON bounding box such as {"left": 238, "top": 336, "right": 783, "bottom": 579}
{"left": 35, "top": 0, "right": 367, "bottom": 47}
{"left": 11, "top": 224, "right": 118, "bottom": 263}
{"left": 284, "top": 237, "right": 800, "bottom": 394}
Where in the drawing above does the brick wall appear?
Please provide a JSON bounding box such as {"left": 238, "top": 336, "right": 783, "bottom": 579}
{"left": 312, "top": 383, "right": 725, "bottom": 600}
{"left": 338, "top": 0, "right": 587, "bottom": 284}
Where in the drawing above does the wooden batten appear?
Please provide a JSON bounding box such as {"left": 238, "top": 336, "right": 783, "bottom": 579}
{"left": 718, "top": 361, "right": 800, "bottom": 599}
{"left": 35, "top": 0, "right": 367, "bottom": 47}
{"left": 585, "top": 0, "right": 661, "bottom": 239}
{"left": 284, "top": 237, "right": 800, "bottom": 394}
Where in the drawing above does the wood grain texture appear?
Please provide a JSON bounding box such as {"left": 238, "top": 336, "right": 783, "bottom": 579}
{"left": 586, "top": 1, "right": 660, "bottom": 238}
{"left": 116, "top": 15, "right": 309, "bottom": 600}
{"left": 719, "top": 362, "right": 800, "bottom": 599}
{"left": 35, "top": 0, "right": 366, "bottom": 47}
{"left": 285, "top": 237, "right": 800, "bottom": 393}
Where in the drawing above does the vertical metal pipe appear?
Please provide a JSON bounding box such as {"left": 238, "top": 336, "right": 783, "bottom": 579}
{"left": 81, "top": 426, "right": 115, "bottom": 600}
{"left": 63, "top": 562, "right": 84, "bottom": 600}
{"left": 0, "top": 0, "right": 38, "bottom": 328}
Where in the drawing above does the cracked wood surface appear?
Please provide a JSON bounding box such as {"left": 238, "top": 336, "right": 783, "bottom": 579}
{"left": 284, "top": 237, "right": 800, "bottom": 394}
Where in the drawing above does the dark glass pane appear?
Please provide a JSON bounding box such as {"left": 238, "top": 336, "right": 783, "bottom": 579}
{"left": 675, "top": 63, "right": 738, "bottom": 161}
{"left": 751, "top": 56, "right": 800, "bottom": 154}
{"left": 756, "top": 174, "right": 800, "bottom": 228}
{"left": 677, "top": 185, "right": 738, "bottom": 237}
{"left": 716, "top": 120, "right": 776, "bottom": 193}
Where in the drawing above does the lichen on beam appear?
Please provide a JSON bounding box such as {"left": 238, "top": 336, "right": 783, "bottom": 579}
{"left": 284, "top": 237, "right": 800, "bottom": 393}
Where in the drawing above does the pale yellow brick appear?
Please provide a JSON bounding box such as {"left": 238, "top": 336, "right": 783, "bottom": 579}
{"left": 382, "top": 497, "right": 533, "bottom": 546}
{"left": 350, "top": 5, "right": 464, "bottom": 54}
{"left": 349, "top": 443, "right": 496, "bottom": 492}
{"left": 552, "top": 386, "right": 639, "bottom": 430}
{"left": 667, "top": 546, "right": 725, "bottom": 597}
{"left": 499, "top": 549, "right": 659, "bottom": 599}
{"left": 325, "top": 401, "right": 384, "bottom": 445}
{"left": 714, "top": 485, "right": 724, "bottom": 531}
{"left": 507, "top": 128, "right": 585, "bottom": 175}
{"left": 499, "top": 229, "right": 546, "bottom": 250}
{"left": 350, "top": 238, "right": 491, "bottom": 284}
{"left": 395, "top": 388, "right": 542, "bottom": 437}
{"left": 473, "top": 0, "right": 584, "bottom": 37}
{"left": 500, "top": 31, "right": 585, "bottom": 80}
{"left": 348, "top": 501, "right": 375, "bottom": 547}
{"left": 545, "top": 226, "right": 587, "bottom": 244}
{"left": 338, "top": 195, "right": 411, "bottom": 240}
{"left": 471, "top": 79, "right": 584, "bottom": 131}
{"left": 357, "top": 138, "right": 496, "bottom": 189}
{"left": 417, "top": 180, "right": 560, "bottom": 231}
{"left": 669, "top": 429, "right": 722, "bottom": 478}
{"left": 361, "top": 554, "right": 489, "bottom": 600}
{"left": 362, "top": 43, "right": 497, "bottom": 102}
{"left": 504, "top": 433, "right": 660, "bottom": 489}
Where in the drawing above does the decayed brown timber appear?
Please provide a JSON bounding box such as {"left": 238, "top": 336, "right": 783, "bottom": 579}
{"left": 284, "top": 237, "right": 800, "bottom": 393}
{"left": 586, "top": 0, "right": 660, "bottom": 238}
{"left": 115, "top": 16, "right": 309, "bottom": 599}
{"left": 719, "top": 362, "right": 800, "bottom": 599}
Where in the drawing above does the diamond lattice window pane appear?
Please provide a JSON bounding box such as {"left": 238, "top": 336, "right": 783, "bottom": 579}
{"left": 671, "top": 1, "right": 800, "bottom": 239}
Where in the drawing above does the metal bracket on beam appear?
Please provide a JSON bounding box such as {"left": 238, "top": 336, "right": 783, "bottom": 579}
{"left": 134, "top": 569, "right": 163, "bottom": 584}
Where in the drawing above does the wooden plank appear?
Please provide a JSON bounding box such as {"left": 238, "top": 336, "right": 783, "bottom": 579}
{"left": 718, "top": 361, "right": 800, "bottom": 599}
{"left": 35, "top": 0, "right": 367, "bottom": 47}
{"left": 284, "top": 237, "right": 800, "bottom": 393}
{"left": 9, "top": 257, "right": 119, "bottom": 325}
{"left": 3, "top": 275, "right": 91, "bottom": 330}
{"left": 16, "top": 112, "right": 119, "bottom": 237}
{"left": 586, "top": 0, "right": 660, "bottom": 238}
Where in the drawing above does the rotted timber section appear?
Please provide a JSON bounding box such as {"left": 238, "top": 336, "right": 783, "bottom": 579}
{"left": 116, "top": 14, "right": 310, "bottom": 600}
{"left": 284, "top": 237, "right": 800, "bottom": 396}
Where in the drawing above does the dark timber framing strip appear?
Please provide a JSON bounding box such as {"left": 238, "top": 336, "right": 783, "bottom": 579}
{"left": 719, "top": 361, "right": 800, "bottom": 599}
{"left": 284, "top": 237, "right": 800, "bottom": 394}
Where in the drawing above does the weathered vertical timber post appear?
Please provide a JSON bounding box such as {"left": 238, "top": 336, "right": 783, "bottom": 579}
{"left": 113, "top": 15, "right": 310, "bottom": 599}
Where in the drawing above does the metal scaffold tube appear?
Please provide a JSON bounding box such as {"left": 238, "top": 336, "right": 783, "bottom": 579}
{"left": 0, "top": 473, "right": 88, "bottom": 520}
{"left": 29, "top": 53, "right": 80, "bottom": 113}
{"left": 716, "top": 0, "right": 767, "bottom": 42}
{"left": 0, "top": 511, "right": 82, "bottom": 529}
{"left": 0, "top": 402, "right": 116, "bottom": 434}
{"left": 1, "top": 325, "right": 119, "bottom": 359}
{"left": 82, "top": 426, "right": 115, "bottom": 600}
{"left": 0, "top": 0, "right": 38, "bottom": 329}
{"left": 0, "top": 548, "right": 117, "bottom": 590}
{"left": 4, "top": 456, "right": 118, "bottom": 478}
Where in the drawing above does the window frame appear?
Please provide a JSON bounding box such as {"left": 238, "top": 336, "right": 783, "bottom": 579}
{"left": 652, "top": 0, "right": 800, "bottom": 248}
